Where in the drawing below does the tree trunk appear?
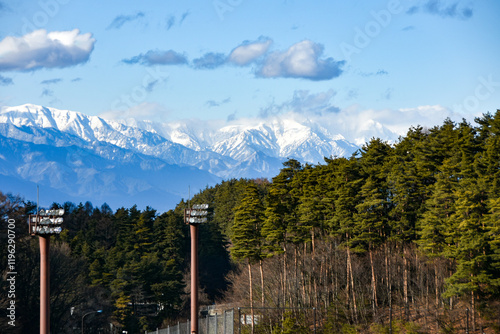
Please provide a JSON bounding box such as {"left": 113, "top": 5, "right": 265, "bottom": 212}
{"left": 384, "top": 242, "right": 390, "bottom": 292}
{"left": 426, "top": 270, "right": 429, "bottom": 312}
{"left": 449, "top": 268, "right": 454, "bottom": 311}
{"left": 300, "top": 243, "right": 306, "bottom": 306}
{"left": 346, "top": 246, "right": 351, "bottom": 303}
{"left": 283, "top": 243, "right": 287, "bottom": 308}
{"left": 306, "top": 264, "right": 311, "bottom": 307}
{"left": 248, "top": 260, "right": 255, "bottom": 334}
{"left": 294, "top": 245, "right": 299, "bottom": 307}
{"left": 311, "top": 229, "right": 316, "bottom": 254}
{"left": 472, "top": 280, "right": 476, "bottom": 332}
{"left": 385, "top": 242, "right": 392, "bottom": 333}
{"left": 347, "top": 246, "right": 358, "bottom": 323}
{"left": 434, "top": 262, "right": 439, "bottom": 325}
{"left": 314, "top": 268, "right": 319, "bottom": 309}
{"left": 278, "top": 259, "right": 283, "bottom": 309}
{"left": 369, "top": 247, "right": 378, "bottom": 316}
{"left": 259, "top": 259, "right": 265, "bottom": 306}
{"left": 403, "top": 247, "right": 409, "bottom": 321}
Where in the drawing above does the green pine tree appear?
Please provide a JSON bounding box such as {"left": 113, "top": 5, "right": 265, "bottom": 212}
{"left": 445, "top": 179, "right": 491, "bottom": 299}
{"left": 231, "top": 181, "right": 266, "bottom": 331}
{"left": 262, "top": 159, "right": 303, "bottom": 254}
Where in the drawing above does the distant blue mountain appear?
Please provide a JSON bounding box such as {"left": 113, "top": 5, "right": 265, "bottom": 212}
{"left": 0, "top": 104, "right": 368, "bottom": 211}
{"left": 0, "top": 129, "right": 220, "bottom": 211}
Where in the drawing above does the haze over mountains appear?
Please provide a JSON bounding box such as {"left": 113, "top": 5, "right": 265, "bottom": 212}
{"left": 0, "top": 104, "right": 429, "bottom": 211}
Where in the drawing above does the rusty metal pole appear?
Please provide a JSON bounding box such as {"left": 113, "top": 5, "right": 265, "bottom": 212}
{"left": 190, "top": 223, "right": 199, "bottom": 334}
{"left": 40, "top": 235, "right": 50, "bottom": 334}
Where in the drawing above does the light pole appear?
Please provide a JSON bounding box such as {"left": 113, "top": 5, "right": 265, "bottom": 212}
{"left": 184, "top": 204, "right": 209, "bottom": 334}
{"left": 28, "top": 208, "right": 64, "bottom": 334}
{"left": 81, "top": 309, "right": 102, "bottom": 334}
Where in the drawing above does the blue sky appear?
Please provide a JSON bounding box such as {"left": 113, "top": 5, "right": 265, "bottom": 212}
{"left": 0, "top": 0, "right": 499, "bottom": 129}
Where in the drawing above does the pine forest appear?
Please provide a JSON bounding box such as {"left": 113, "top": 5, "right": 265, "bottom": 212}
{"left": 2, "top": 111, "right": 500, "bottom": 333}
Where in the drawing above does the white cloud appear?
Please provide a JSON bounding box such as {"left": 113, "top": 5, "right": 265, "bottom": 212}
{"left": 0, "top": 74, "right": 13, "bottom": 85}
{"left": 257, "top": 89, "right": 468, "bottom": 145}
{"left": 259, "top": 89, "right": 339, "bottom": 117}
{"left": 106, "top": 12, "right": 145, "bottom": 30}
{"left": 256, "top": 40, "right": 344, "bottom": 81}
{"left": 0, "top": 29, "right": 95, "bottom": 72}
{"left": 407, "top": 0, "right": 473, "bottom": 19}
{"left": 121, "top": 37, "right": 344, "bottom": 81}
{"left": 100, "top": 102, "right": 171, "bottom": 123}
{"left": 393, "top": 104, "right": 468, "bottom": 132}
{"left": 314, "top": 104, "right": 467, "bottom": 145}
{"left": 123, "top": 49, "right": 188, "bottom": 66}
{"left": 228, "top": 38, "right": 272, "bottom": 66}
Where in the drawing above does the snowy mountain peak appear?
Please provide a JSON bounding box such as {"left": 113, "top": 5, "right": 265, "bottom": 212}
{"left": 0, "top": 104, "right": 172, "bottom": 148}
{"left": 1, "top": 104, "right": 407, "bottom": 210}
{"left": 0, "top": 104, "right": 366, "bottom": 181}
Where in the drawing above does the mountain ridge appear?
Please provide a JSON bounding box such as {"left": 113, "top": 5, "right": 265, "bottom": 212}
{"left": 0, "top": 103, "right": 383, "bottom": 211}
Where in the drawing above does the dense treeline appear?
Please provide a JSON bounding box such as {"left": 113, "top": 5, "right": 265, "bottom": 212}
{"left": 224, "top": 112, "right": 500, "bottom": 333}
{"left": 0, "top": 182, "right": 244, "bottom": 333}
{"left": 1, "top": 111, "right": 500, "bottom": 333}
{"left": 57, "top": 199, "right": 236, "bottom": 332}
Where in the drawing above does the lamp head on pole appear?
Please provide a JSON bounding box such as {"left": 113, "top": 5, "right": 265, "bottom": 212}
{"left": 184, "top": 204, "right": 209, "bottom": 225}
{"left": 29, "top": 208, "right": 65, "bottom": 236}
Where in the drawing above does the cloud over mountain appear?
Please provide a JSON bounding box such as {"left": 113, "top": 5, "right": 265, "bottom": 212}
{"left": 100, "top": 102, "right": 172, "bottom": 123}
{"left": 0, "top": 29, "right": 95, "bottom": 72}
{"left": 259, "top": 89, "right": 340, "bottom": 117}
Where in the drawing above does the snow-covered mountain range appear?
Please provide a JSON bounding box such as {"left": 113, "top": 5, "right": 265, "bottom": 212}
{"left": 0, "top": 104, "right": 386, "bottom": 211}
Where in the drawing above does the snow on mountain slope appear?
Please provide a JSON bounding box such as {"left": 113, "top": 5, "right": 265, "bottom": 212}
{"left": 0, "top": 131, "right": 220, "bottom": 211}
{"left": 212, "top": 124, "right": 279, "bottom": 161}
{"left": 120, "top": 115, "right": 360, "bottom": 165}
{"left": 0, "top": 104, "right": 365, "bottom": 175}
{"left": 0, "top": 103, "right": 412, "bottom": 210}
{"left": 0, "top": 104, "right": 166, "bottom": 149}
{"left": 0, "top": 104, "right": 382, "bottom": 211}
{"left": 0, "top": 104, "right": 234, "bottom": 173}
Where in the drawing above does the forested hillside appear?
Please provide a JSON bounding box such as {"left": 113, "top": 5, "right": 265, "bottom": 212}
{"left": 1, "top": 111, "right": 500, "bottom": 333}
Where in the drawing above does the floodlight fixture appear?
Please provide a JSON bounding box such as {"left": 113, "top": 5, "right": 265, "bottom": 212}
{"left": 29, "top": 208, "right": 65, "bottom": 236}
{"left": 189, "top": 210, "right": 208, "bottom": 216}
{"left": 184, "top": 204, "right": 209, "bottom": 225}
{"left": 39, "top": 208, "right": 65, "bottom": 216}
{"left": 188, "top": 217, "right": 208, "bottom": 224}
